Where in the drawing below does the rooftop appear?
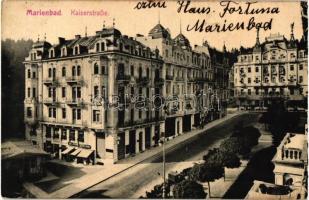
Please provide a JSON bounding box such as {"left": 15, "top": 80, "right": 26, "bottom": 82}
{"left": 2, "top": 140, "right": 48, "bottom": 160}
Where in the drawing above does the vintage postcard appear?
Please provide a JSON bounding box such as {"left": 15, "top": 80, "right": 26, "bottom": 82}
{"left": 1, "top": 0, "right": 308, "bottom": 199}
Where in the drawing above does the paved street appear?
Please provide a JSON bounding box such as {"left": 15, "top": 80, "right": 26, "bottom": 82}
{"left": 77, "top": 113, "right": 261, "bottom": 198}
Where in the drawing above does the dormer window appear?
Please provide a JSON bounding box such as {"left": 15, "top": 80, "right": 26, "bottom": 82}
{"left": 61, "top": 47, "right": 67, "bottom": 57}
{"left": 50, "top": 49, "right": 55, "bottom": 58}
{"left": 74, "top": 46, "right": 79, "bottom": 55}
{"left": 96, "top": 43, "right": 100, "bottom": 52}
{"left": 101, "top": 42, "right": 105, "bottom": 51}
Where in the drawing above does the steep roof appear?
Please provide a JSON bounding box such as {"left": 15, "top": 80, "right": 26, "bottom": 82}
{"left": 173, "top": 33, "right": 191, "bottom": 48}
{"left": 148, "top": 23, "right": 170, "bottom": 39}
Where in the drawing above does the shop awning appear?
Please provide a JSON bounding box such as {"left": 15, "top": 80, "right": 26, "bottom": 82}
{"left": 77, "top": 149, "right": 93, "bottom": 158}
{"left": 70, "top": 148, "right": 81, "bottom": 156}
{"left": 62, "top": 147, "right": 74, "bottom": 155}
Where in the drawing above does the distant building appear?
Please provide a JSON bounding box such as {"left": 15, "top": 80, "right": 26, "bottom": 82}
{"left": 1, "top": 140, "right": 49, "bottom": 197}
{"left": 233, "top": 26, "right": 308, "bottom": 110}
{"left": 272, "top": 132, "right": 307, "bottom": 192}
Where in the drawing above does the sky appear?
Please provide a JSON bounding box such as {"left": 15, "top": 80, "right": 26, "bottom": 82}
{"left": 2, "top": 0, "right": 304, "bottom": 51}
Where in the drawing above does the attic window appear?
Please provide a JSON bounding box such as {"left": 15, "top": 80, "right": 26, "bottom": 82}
{"left": 50, "top": 49, "right": 55, "bottom": 58}
{"left": 74, "top": 46, "right": 79, "bottom": 55}
{"left": 61, "top": 48, "right": 66, "bottom": 57}
{"left": 101, "top": 42, "right": 105, "bottom": 51}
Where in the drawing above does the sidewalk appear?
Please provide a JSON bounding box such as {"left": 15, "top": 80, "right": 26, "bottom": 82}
{"left": 26, "top": 112, "right": 245, "bottom": 198}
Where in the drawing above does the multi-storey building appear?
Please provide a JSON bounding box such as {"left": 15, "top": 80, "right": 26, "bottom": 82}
{"left": 24, "top": 26, "right": 165, "bottom": 164}
{"left": 234, "top": 26, "right": 308, "bottom": 110}
{"left": 24, "top": 23, "right": 230, "bottom": 164}
{"left": 136, "top": 23, "right": 228, "bottom": 136}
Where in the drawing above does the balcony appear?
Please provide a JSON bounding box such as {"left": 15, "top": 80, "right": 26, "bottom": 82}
{"left": 154, "top": 78, "right": 165, "bottom": 87}
{"left": 66, "top": 76, "right": 83, "bottom": 85}
{"left": 43, "top": 98, "right": 60, "bottom": 106}
{"left": 119, "top": 116, "right": 165, "bottom": 128}
{"left": 116, "top": 74, "right": 130, "bottom": 82}
{"left": 24, "top": 117, "right": 38, "bottom": 126}
{"left": 187, "top": 77, "right": 194, "bottom": 82}
{"left": 166, "top": 75, "right": 173, "bottom": 81}
{"left": 136, "top": 77, "right": 150, "bottom": 86}
{"left": 66, "top": 98, "right": 85, "bottom": 107}
{"left": 43, "top": 77, "right": 59, "bottom": 86}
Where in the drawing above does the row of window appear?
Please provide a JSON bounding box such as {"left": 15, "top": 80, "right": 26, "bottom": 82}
{"left": 47, "top": 107, "right": 106, "bottom": 124}
{"left": 164, "top": 49, "right": 211, "bottom": 68}
{"left": 45, "top": 127, "right": 84, "bottom": 142}
{"left": 238, "top": 64, "right": 304, "bottom": 74}
{"left": 47, "top": 86, "right": 82, "bottom": 99}
{"left": 238, "top": 87, "right": 303, "bottom": 95}
{"left": 238, "top": 75, "right": 304, "bottom": 84}
{"left": 48, "top": 107, "right": 82, "bottom": 120}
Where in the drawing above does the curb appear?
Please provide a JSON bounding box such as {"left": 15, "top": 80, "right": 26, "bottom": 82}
{"left": 71, "top": 112, "right": 245, "bottom": 198}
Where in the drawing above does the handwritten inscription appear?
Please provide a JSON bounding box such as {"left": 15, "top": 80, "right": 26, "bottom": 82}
{"left": 134, "top": 0, "right": 166, "bottom": 10}
{"left": 219, "top": 1, "right": 280, "bottom": 18}
{"left": 133, "top": 0, "right": 280, "bottom": 33}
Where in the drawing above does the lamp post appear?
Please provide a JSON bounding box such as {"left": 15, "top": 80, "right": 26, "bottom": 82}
{"left": 161, "top": 131, "right": 166, "bottom": 199}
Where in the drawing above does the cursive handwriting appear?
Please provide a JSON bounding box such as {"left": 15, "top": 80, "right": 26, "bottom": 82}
{"left": 134, "top": 0, "right": 166, "bottom": 10}
{"left": 219, "top": 1, "right": 280, "bottom": 18}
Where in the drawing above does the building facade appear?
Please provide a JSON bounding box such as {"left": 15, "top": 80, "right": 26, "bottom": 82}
{"left": 24, "top": 24, "right": 230, "bottom": 164}
{"left": 233, "top": 27, "right": 308, "bottom": 110}
{"left": 136, "top": 23, "right": 229, "bottom": 135}
{"left": 272, "top": 132, "right": 307, "bottom": 192}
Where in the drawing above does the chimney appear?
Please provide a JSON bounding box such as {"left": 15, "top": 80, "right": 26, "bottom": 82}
{"left": 58, "top": 37, "right": 66, "bottom": 45}
{"left": 75, "top": 35, "right": 81, "bottom": 39}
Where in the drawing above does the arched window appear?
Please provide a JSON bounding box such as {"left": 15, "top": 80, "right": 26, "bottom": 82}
{"left": 96, "top": 43, "right": 100, "bottom": 52}
{"left": 101, "top": 42, "right": 105, "bottom": 51}
{"left": 94, "top": 86, "right": 99, "bottom": 97}
{"left": 62, "top": 67, "right": 66, "bottom": 77}
{"left": 139, "top": 67, "right": 142, "bottom": 78}
{"left": 27, "top": 69, "right": 31, "bottom": 79}
{"left": 72, "top": 66, "right": 76, "bottom": 76}
{"left": 94, "top": 63, "right": 99, "bottom": 75}
{"left": 48, "top": 68, "right": 52, "bottom": 78}
{"left": 77, "top": 65, "right": 81, "bottom": 76}
{"left": 52, "top": 68, "right": 56, "bottom": 78}
{"left": 147, "top": 68, "right": 150, "bottom": 78}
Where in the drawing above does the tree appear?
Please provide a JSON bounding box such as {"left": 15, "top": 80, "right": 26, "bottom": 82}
{"left": 220, "top": 137, "right": 251, "bottom": 156}
{"left": 173, "top": 180, "right": 207, "bottom": 199}
{"left": 189, "top": 163, "right": 224, "bottom": 197}
{"left": 203, "top": 148, "right": 241, "bottom": 180}
{"left": 2, "top": 39, "right": 33, "bottom": 138}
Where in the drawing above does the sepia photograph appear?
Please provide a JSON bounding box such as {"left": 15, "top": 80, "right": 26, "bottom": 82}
{"left": 1, "top": 0, "right": 308, "bottom": 199}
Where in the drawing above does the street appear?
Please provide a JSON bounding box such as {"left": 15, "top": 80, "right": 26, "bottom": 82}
{"left": 77, "top": 113, "right": 261, "bottom": 198}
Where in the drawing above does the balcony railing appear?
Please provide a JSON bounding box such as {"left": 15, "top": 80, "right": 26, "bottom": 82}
{"left": 119, "top": 116, "right": 165, "bottom": 128}
{"left": 166, "top": 75, "right": 173, "bottom": 81}
{"left": 136, "top": 77, "right": 150, "bottom": 86}
{"left": 66, "top": 98, "right": 85, "bottom": 107}
{"left": 43, "top": 98, "right": 60, "bottom": 106}
{"left": 154, "top": 78, "right": 165, "bottom": 87}
{"left": 43, "top": 77, "right": 59, "bottom": 86}
{"left": 66, "top": 76, "right": 83, "bottom": 85}
{"left": 116, "top": 74, "right": 130, "bottom": 82}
